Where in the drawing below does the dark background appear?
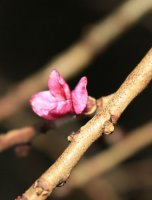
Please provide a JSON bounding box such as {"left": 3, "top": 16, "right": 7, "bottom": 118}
{"left": 0, "top": 0, "right": 152, "bottom": 199}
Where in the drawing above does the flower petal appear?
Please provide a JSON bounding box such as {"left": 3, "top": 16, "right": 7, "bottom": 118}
{"left": 72, "top": 77, "right": 88, "bottom": 114}
{"left": 30, "top": 91, "right": 72, "bottom": 120}
{"left": 30, "top": 91, "right": 57, "bottom": 120}
{"left": 48, "top": 69, "right": 71, "bottom": 100}
{"left": 50, "top": 99, "right": 73, "bottom": 119}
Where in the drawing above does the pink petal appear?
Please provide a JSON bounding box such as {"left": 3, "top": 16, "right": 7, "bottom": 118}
{"left": 72, "top": 77, "right": 88, "bottom": 114}
{"left": 30, "top": 91, "right": 57, "bottom": 120}
{"left": 48, "top": 69, "right": 71, "bottom": 100}
{"left": 49, "top": 99, "right": 73, "bottom": 119}
{"left": 30, "top": 91, "right": 72, "bottom": 120}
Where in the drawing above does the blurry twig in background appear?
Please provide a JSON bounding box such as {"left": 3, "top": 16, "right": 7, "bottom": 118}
{"left": 107, "top": 158, "right": 152, "bottom": 193}
{"left": 84, "top": 178, "right": 122, "bottom": 200}
{"left": 69, "top": 157, "right": 152, "bottom": 200}
{"left": 16, "top": 49, "right": 152, "bottom": 199}
{"left": 0, "top": 122, "right": 54, "bottom": 153}
{"left": 0, "top": 126, "right": 36, "bottom": 153}
{"left": 0, "top": 0, "right": 152, "bottom": 121}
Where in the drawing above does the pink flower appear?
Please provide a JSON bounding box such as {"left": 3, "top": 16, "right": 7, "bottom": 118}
{"left": 30, "top": 69, "right": 88, "bottom": 120}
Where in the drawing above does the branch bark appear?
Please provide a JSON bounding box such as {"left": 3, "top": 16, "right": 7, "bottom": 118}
{"left": 0, "top": 0, "right": 152, "bottom": 121}
{"left": 16, "top": 49, "right": 152, "bottom": 200}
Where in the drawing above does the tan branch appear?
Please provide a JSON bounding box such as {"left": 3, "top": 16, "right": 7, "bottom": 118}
{"left": 0, "top": 0, "right": 152, "bottom": 121}
{"left": 16, "top": 49, "right": 152, "bottom": 200}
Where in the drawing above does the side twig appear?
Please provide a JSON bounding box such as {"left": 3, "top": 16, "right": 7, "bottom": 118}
{"left": 17, "top": 49, "right": 152, "bottom": 200}
{"left": 0, "top": 0, "right": 152, "bottom": 121}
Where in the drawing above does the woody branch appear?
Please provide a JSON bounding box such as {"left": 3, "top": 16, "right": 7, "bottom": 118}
{"left": 16, "top": 49, "right": 152, "bottom": 200}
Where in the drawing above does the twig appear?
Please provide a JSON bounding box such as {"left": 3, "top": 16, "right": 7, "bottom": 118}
{"left": 0, "top": 0, "right": 152, "bottom": 121}
{"left": 16, "top": 49, "right": 152, "bottom": 200}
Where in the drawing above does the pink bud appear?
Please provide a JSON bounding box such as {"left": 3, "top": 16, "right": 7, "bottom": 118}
{"left": 30, "top": 69, "right": 88, "bottom": 120}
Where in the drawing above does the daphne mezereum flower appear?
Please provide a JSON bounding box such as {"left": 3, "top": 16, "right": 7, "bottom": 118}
{"left": 30, "top": 69, "right": 88, "bottom": 120}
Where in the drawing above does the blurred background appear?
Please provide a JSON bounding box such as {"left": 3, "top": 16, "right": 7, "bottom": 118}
{"left": 0, "top": 0, "right": 152, "bottom": 199}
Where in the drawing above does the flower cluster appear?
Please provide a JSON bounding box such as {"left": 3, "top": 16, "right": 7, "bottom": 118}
{"left": 30, "top": 69, "right": 88, "bottom": 120}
